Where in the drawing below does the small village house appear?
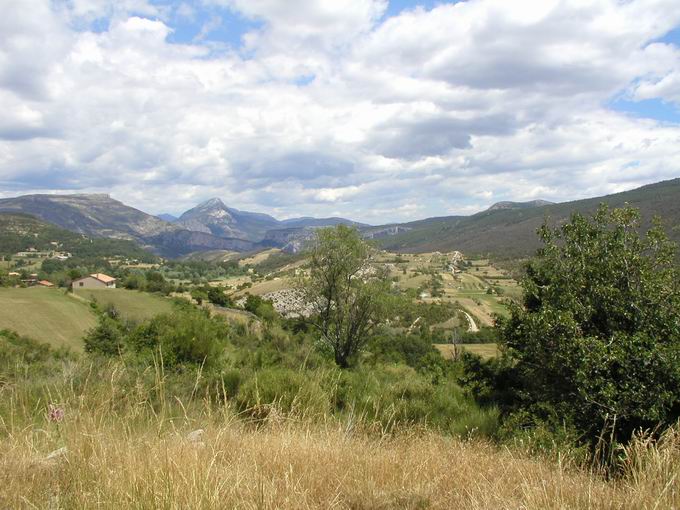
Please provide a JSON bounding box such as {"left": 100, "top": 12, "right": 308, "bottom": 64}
{"left": 72, "top": 273, "right": 117, "bottom": 289}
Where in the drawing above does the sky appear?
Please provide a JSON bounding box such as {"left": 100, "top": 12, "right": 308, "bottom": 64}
{"left": 1, "top": 0, "right": 679, "bottom": 224}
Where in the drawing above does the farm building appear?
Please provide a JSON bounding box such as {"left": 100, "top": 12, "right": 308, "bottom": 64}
{"left": 37, "top": 280, "right": 54, "bottom": 287}
{"left": 72, "top": 273, "right": 117, "bottom": 289}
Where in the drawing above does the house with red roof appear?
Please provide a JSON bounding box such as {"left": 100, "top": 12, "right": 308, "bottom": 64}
{"left": 72, "top": 273, "right": 117, "bottom": 289}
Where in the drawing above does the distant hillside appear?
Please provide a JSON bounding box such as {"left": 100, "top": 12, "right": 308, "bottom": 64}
{"left": 0, "top": 213, "right": 157, "bottom": 262}
{"left": 487, "top": 200, "right": 554, "bottom": 211}
{"left": 0, "top": 194, "right": 263, "bottom": 258}
{"left": 280, "top": 216, "right": 367, "bottom": 229}
{"left": 371, "top": 178, "right": 680, "bottom": 258}
{"left": 0, "top": 194, "right": 172, "bottom": 239}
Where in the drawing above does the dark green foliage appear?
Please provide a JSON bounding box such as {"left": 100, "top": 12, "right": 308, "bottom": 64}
{"left": 161, "top": 259, "right": 246, "bottom": 283}
{"left": 84, "top": 316, "right": 126, "bottom": 356}
{"left": 207, "top": 286, "right": 233, "bottom": 307}
{"left": 0, "top": 329, "right": 75, "bottom": 381}
{"left": 243, "top": 294, "right": 276, "bottom": 321}
{"left": 249, "top": 251, "right": 304, "bottom": 274}
{"left": 190, "top": 288, "right": 208, "bottom": 305}
{"left": 459, "top": 326, "right": 498, "bottom": 344}
{"left": 122, "top": 272, "right": 145, "bottom": 290}
{"left": 332, "top": 365, "right": 497, "bottom": 435}
{"left": 368, "top": 331, "right": 448, "bottom": 381}
{"left": 130, "top": 309, "right": 229, "bottom": 368}
{"left": 497, "top": 205, "right": 680, "bottom": 450}
{"left": 0, "top": 329, "right": 52, "bottom": 366}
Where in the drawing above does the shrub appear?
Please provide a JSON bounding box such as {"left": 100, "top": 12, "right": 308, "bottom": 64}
{"left": 84, "top": 316, "right": 125, "bottom": 356}
{"left": 236, "top": 368, "right": 329, "bottom": 417}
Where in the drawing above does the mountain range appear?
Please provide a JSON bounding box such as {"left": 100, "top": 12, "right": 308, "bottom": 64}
{"left": 0, "top": 194, "right": 363, "bottom": 257}
{"left": 0, "top": 178, "right": 678, "bottom": 259}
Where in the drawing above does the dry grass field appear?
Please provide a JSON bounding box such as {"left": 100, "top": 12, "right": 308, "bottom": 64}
{"left": 234, "top": 277, "right": 294, "bottom": 297}
{"left": 238, "top": 248, "right": 282, "bottom": 267}
{"left": 1, "top": 374, "right": 677, "bottom": 510}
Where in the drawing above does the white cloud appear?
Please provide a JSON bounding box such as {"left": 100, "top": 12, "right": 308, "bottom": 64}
{"left": 0, "top": 0, "right": 679, "bottom": 223}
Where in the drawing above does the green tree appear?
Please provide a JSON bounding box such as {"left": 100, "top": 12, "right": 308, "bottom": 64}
{"left": 499, "top": 205, "right": 680, "bottom": 450}
{"left": 303, "top": 225, "right": 391, "bottom": 368}
{"left": 84, "top": 316, "right": 125, "bottom": 356}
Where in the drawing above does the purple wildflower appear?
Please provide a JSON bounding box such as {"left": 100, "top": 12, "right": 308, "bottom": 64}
{"left": 47, "top": 404, "right": 65, "bottom": 423}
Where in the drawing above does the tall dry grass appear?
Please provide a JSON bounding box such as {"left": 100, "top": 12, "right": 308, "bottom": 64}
{"left": 0, "top": 361, "right": 677, "bottom": 509}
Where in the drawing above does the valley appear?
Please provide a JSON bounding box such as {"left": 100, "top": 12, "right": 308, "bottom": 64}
{"left": 0, "top": 182, "right": 678, "bottom": 510}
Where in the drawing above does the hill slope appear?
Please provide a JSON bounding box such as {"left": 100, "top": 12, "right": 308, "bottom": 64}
{"left": 371, "top": 178, "right": 680, "bottom": 257}
{"left": 0, "top": 213, "right": 157, "bottom": 261}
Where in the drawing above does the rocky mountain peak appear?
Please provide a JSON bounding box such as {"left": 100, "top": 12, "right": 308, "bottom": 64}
{"left": 198, "top": 197, "right": 227, "bottom": 209}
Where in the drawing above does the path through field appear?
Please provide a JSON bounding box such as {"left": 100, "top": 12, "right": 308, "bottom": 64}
{"left": 462, "top": 311, "right": 479, "bottom": 332}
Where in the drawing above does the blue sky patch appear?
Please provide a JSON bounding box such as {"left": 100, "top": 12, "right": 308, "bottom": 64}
{"left": 610, "top": 97, "right": 680, "bottom": 124}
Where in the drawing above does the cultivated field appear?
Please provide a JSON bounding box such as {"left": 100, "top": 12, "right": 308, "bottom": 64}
{"left": 0, "top": 287, "right": 96, "bottom": 350}
{"left": 435, "top": 343, "right": 500, "bottom": 360}
{"left": 73, "top": 288, "right": 175, "bottom": 322}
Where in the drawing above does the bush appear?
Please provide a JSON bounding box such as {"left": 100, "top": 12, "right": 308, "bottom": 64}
{"left": 236, "top": 368, "right": 329, "bottom": 417}
{"left": 207, "top": 286, "right": 232, "bottom": 307}
{"left": 86, "top": 307, "right": 231, "bottom": 370}
{"left": 243, "top": 294, "right": 277, "bottom": 322}
{"left": 332, "top": 364, "right": 498, "bottom": 436}
{"left": 129, "top": 308, "right": 230, "bottom": 369}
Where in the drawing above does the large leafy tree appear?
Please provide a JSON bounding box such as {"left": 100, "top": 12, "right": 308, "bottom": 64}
{"left": 499, "top": 205, "right": 680, "bottom": 447}
{"left": 303, "top": 225, "right": 390, "bottom": 368}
